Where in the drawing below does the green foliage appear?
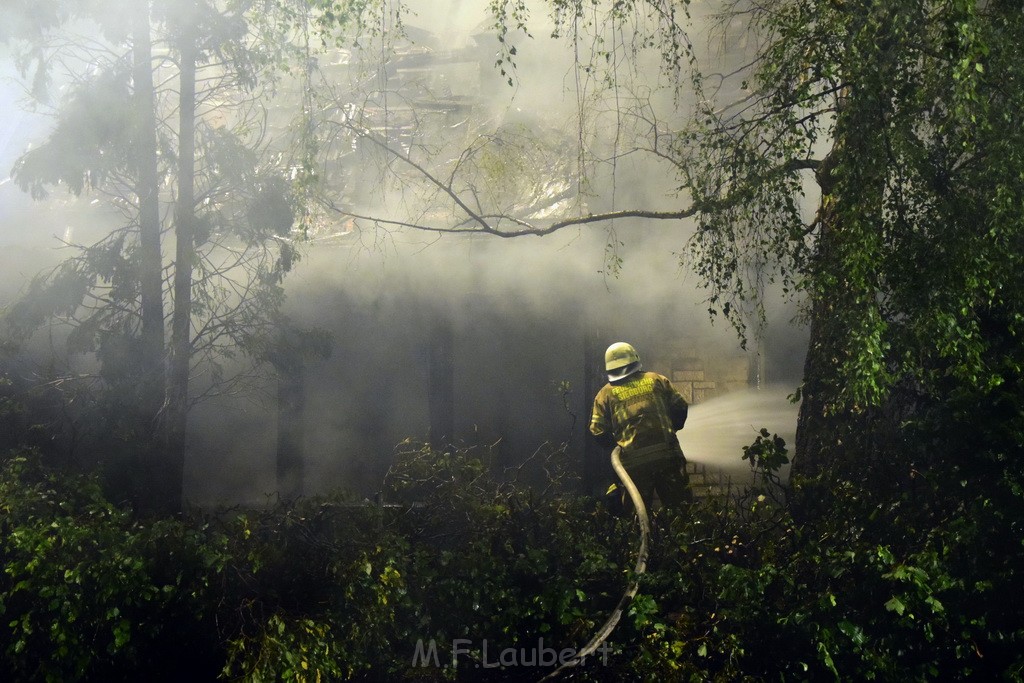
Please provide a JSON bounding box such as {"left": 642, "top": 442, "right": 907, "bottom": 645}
{"left": 488, "top": 0, "right": 532, "bottom": 86}
{"left": 741, "top": 428, "right": 789, "bottom": 478}
{"left": 3, "top": 2, "right": 1023, "bottom": 680}
{"left": 542, "top": 0, "right": 693, "bottom": 90}
{"left": 224, "top": 614, "right": 347, "bottom": 682}
{"left": 12, "top": 67, "right": 135, "bottom": 199}
{"left": 303, "top": 0, "right": 404, "bottom": 50}
{"left": 0, "top": 451, "right": 225, "bottom": 682}
{"left": 0, "top": 0, "right": 335, "bottom": 516}
{"left": 1, "top": 2, "right": 318, "bottom": 380}
{"left": 682, "top": 0, "right": 1024, "bottom": 416}
{"left": 466, "top": 124, "right": 575, "bottom": 215}
{"left": 0, "top": 263, "right": 93, "bottom": 347}
{"left": 2, "top": 428, "right": 1024, "bottom": 680}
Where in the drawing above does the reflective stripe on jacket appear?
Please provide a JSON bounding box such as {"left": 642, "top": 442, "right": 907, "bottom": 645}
{"left": 589, "top": 371, "right": 688, "bottom": 463}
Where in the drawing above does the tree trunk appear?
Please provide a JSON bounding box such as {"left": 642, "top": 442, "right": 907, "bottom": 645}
{"left": 792, "top": 239, "right": 838, "bottom": 481}
{"left": 582, "top": 325, "right": 603, "bottom": 495}
{"left": 428, "top": 317, "right": 455, "bottom": 449}
{"left": 162, "top": 27, "right": 198, "bottom": 515}
{"left": 792, "top": 151, "right": 851, "bottom": 485}
{"left": 132, "top": 0, "right": 164, "bottom": 412}
{"left": 274, "top": 352, "right": 306, "bottom": 500}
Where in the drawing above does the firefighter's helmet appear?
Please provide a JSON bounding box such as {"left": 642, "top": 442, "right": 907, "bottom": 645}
{"left": 605, "top": 342, "right": 641, "bottom": 381}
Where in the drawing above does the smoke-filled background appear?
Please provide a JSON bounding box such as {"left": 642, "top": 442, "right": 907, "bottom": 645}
{"left": 0, "top": 1, "right": 806, "bottom": 506}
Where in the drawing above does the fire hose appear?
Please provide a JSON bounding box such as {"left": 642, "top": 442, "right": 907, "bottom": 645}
{"left": 537, "top": 446, "right": 649, "bottom": 681}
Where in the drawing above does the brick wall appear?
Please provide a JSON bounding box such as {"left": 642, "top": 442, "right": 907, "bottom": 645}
{"left": 647, "top": 338, "right": 753, "bottom": 404}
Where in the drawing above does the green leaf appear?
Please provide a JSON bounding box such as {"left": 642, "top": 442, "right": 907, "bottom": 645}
{"left": 884, "top": 596, "right": 906, "bottom": 616}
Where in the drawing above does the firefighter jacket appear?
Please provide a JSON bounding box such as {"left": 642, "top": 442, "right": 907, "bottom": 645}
{"left": 589, "top": 371, "right": 689, "bottom": 465}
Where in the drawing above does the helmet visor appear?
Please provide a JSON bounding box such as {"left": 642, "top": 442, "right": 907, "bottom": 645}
{"left": 608, "top": 361, "right": 641, "bottom": 382}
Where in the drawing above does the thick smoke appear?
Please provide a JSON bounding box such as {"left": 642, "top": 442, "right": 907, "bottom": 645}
{"left": 1, "top": 2, "right": 808, "bottom": 506}
{"left": 183, "top": 219, "right": 804, "bottom": 504}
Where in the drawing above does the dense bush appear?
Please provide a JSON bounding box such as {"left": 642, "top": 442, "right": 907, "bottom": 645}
{"left": 0, "top": 451, "right": 225, "bottom": 681}
{"left": 2, "top": 429, "right": 1023, "bottom": 681}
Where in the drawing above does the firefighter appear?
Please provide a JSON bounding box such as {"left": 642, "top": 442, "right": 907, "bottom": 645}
{"left": 589, "top": 342, "right": 692, "bottom": 510}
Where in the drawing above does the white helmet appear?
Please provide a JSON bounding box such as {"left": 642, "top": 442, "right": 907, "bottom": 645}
{"left": 605, "top": 342, "right": 641, "bottom": 381}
